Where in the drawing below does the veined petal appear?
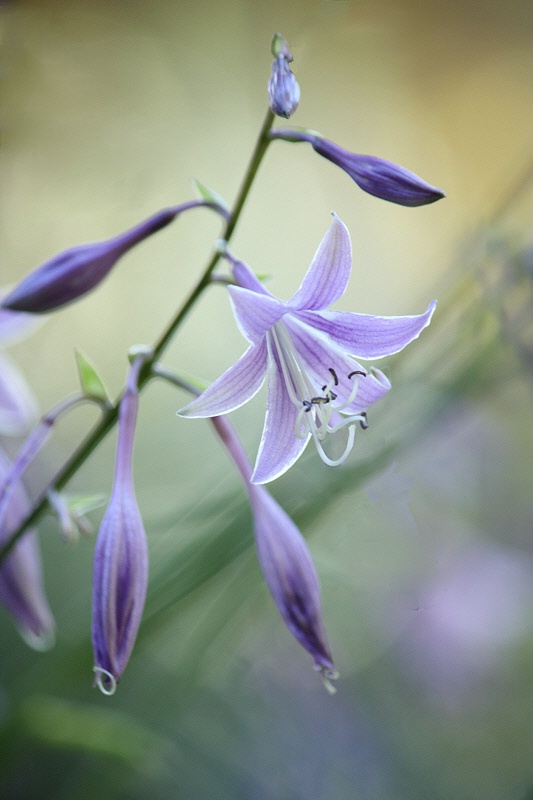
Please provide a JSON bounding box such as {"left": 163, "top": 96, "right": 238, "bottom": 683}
{"left": 284, "top": 316, "right": 390, "bottom": 412}
{"left": 288, "top": 214, "right": 351, "bottom": 311}
{"left": 231, "top": 259, "right": 272, "bottom": 295}
{"left": 295, "top": 300, "right": 436, "bottom": 359}
{"left": 251, "top": 341, "right": 309, "bottom": 484}
{"left": 228, "top": 286, "right": 287, "bottom": 344}
{"left": 178, "top": 341, "right": 268, "bottom": 418}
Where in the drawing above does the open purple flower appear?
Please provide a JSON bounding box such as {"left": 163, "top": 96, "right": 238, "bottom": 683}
{"left": 0, "top": 297, "right": 41, "bottom": 436}
{"left": 0, "top": 446, "right": 55, "bottom": 650}
{"left": 179, "top": 214, "right": 436, "bottom": 484}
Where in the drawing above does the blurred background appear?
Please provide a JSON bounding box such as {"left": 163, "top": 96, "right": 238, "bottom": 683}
{"left": 1, "top": 1, "right": 533, "bottom": 798}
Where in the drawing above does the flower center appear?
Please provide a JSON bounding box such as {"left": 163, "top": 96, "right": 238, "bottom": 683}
{"left": 269, "top": 322, "right": 368, "bottom": 467}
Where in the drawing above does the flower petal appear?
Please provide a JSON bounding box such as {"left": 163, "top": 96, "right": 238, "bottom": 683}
{"left": 230, "top": 257, "right": 272, "bottom": 295}
{"left": 251, "top": 340, "right": 309, "bottom": 484}
{"left": 178, "top": 341, "right": 268, "bottom": 418}
{"left": 288, "top": 214, "right": 351, "bottom": 311}
{"left": 228, "top": 286, "right": 286, "bottom": 344}
{"left": 294, "top": 300, "right": 436, "bottom": 359}
{"left": 284, "top": 317, "right": 391, "bottom": 412}
{"left": 0, "top": 351, "right": 39, "bottom": 436}
{"left": 0, "top": 304, "right": 43, "bottom": 347}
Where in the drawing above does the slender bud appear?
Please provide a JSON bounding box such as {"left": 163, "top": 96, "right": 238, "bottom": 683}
{"left": 270, "top": 129, "right": 445, "bottom": 207}
{"left": 2, "top": 200, "right": 229, "bottom": 314}
{"left": 0, "top": 446, "right": 55, "bottom": 650}
{"left": 92, "top": 356, "right": 148, "bottom": 695}
{"left": 211, "top": 415, "right": 337, "bottom": 691}
{"left": 268, "top": 34, "right": 300, "bottom": 119}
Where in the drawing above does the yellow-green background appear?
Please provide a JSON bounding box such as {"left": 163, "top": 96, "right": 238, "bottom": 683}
{"left": 1, "top": 2, "right": 533, "bottom": 798}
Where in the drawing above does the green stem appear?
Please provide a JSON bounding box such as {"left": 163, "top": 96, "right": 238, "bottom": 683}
{"left": 0, "top": 107, "right": 275, "bottom": 564}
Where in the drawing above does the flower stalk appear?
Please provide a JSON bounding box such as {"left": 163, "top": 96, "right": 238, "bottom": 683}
{"left": 0, "top": 105, "right": 277, "bottom": 565}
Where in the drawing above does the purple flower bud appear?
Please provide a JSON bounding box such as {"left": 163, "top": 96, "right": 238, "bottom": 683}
{"left": 211, "top": 415, "right": 337, "bottom": 690}
{"left": 268, "top": 34, "right": 300, "bottom": 119}
{"left": 312, "top": 140, "right": 446, "bottom": 206}
{"left": 0, "top": 446, "right": 55, "bottom": 649}
{"left": 270, "top": 129, "right": 445, "bottom": 207}
{"left": 250, "top": 487, "right": 337, "bottom": 688}
{"left": 92, "top": 357, "right": 148, "bottom": 694}
{"left": 2, "top": 200, "right": 228, "bottom": 314}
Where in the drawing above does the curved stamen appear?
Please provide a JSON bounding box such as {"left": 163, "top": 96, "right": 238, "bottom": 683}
{"left": 270, "top": 321, "right": 369, "bottom": 465}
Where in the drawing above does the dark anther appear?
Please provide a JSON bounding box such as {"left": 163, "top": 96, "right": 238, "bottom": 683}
{"left": 302, "top": 400, "right": 312, "bottom": 412}
{"left": 311, "top": 395, "right": 330, "bottom": 405}
{"left": 328, "top": 367, "right": 339, "bottom": 386}
{"left": 359, "top": 412, "right": 369, "bottom": 430}
{"left": 348, "top": 370, "right": 367, "bottom": 380}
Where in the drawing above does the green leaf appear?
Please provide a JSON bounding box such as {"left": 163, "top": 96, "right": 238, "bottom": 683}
{"left": 192, "top": 178, "right": 230, "bottom": 215}
{"left": 75, "top": 350, "right": 110, "bottom": 403}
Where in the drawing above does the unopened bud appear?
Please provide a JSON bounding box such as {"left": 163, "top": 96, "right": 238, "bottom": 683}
{"left": 3, "top": 200, "right": 229, "bottom": 314}
{"left": 92, "top": 356, "right": 148, "bottom": 694}
{"left": 268, "top": 34, "right": 300, "bottom": 119}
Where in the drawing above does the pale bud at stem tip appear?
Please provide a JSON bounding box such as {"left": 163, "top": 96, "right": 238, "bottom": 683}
{"left": 268, "top": 33, "right": 300, "bottom": 119}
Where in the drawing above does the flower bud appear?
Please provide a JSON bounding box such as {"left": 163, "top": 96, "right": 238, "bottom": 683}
{"left": 250, "top": 487, "right": 337, "bottom": 689}
{"left": 268, "top": 34, "right": 300, "bottom": 119}
{"left": 2, "top": 200, "right": 228, "bottom": 314}
{"left": 311, "top": 138, "right": 445, "bottom": 206}
{"left": 210, "top": 415, "right": 337, "bottom": 691}
{"left": 92, "top": 357, "right": 148, "bottom": 694}
{"left": 269, "top": 129, "right": 445, "bottom": 207}
{"left": 0, "top": 446, "right": 55, "bottom": 650}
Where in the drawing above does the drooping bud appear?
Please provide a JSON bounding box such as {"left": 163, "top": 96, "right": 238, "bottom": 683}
{"left": 92, "top": 355, "right": 148, "bottom": 695}
{"left": 269, "top": 129, "right": 445, "bottom": 207}
{"left": 250, "top": 486, "right": 338, "bottom": 690}
{"left": 2, "top": 200, "right": 229, "bottom": 314}
{"left": 268, "top": 33, "right": 300, "bottom": 119}
{"left": 0, "top": 446, "right": 55, "bottom": 650}
{"left": 210, "top": 415, "right": 337, "bottom": 691}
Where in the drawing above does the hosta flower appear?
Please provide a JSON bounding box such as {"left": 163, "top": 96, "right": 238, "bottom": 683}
{"left": 0, "top": 445, "right": 55, "bottom": 649}
{"left": 92, "top": 356, "right": 148, "bottom": 695}
{"left": 269, "top": 129, "right": 445, "bottom": 207}
{"left": 0, "top": 298, "right": 41, "bottom": 436}
{"left": 179, "top": 214, "right": 436, "bottom": 484}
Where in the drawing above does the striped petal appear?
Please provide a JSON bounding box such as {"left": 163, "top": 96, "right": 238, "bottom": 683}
{"left": 178, "top": 341, "right": 268, "bottom": 418}
{"left": 294, "top": 300, "right": 436, "bottom": 359}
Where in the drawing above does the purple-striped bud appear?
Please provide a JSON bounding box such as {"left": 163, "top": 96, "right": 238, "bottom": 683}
{"left": 312, "top": 139, "right": 445, "bottom": 206}
{"left": 210, "top": 415, "right": 337, "bottom": 690}
{"left": 92, "top": 356, "right": 148, "bottom": 694}
{"left": 2, "top": 200, "right": 228, "bottom": 314}
{"left": 0, "top": 446, "right": 55, "bottom": 649}
{"left": 250, "top": 486, "right": 337, "bottom": 689}
{"left": 270, "top": 129, "right": 445, "bottom": 207}
{"left": 268, "top": 34, "right": 300, "bottom": 119}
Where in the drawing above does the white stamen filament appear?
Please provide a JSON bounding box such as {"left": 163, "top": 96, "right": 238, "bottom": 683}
{"left": 269, "top": 322, "right": 367, "bottom": 467}
{"left": 93, "top": 665, "right": 117, "bottom": 696}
